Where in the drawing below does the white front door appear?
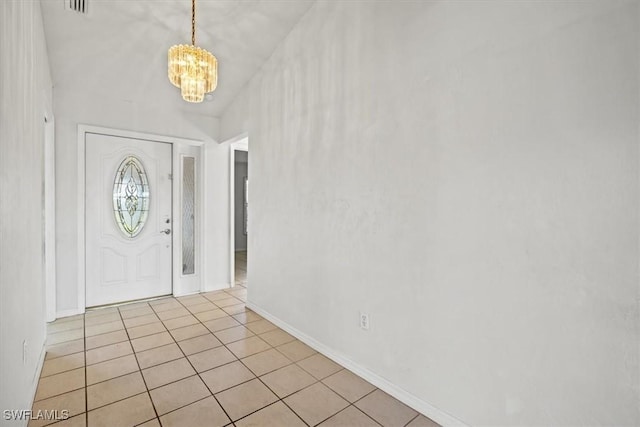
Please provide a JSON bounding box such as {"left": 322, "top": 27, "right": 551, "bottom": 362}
{"left": 85, "top": 133, "right": 172, "bottom": 307}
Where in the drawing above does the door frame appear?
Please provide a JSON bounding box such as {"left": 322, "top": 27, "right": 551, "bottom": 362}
{"left": 44, "top": 113, "right": 56, "bottom": 322}
{"left": 77, "top": 125, "right": 203, "bottom": 311}
{"left": 229, "top": 137, "right": 248, "bottom": 287}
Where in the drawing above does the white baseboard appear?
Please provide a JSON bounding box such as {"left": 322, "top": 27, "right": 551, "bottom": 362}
{"left": 55, "top": 308, "right": 84, "bottom": 320}
{"left": 202, "top": 282, "right": 233, "bottom": 293}
{"left": 28, "top": 341, "right": 47, "bottom": 416}
{"left": 173, "top": 290, "right": 202, "bottom": 298}
{"left": 246, "top": 302, "right": 467, "bottom": 427}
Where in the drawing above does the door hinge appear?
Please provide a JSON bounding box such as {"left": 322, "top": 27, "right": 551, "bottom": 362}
{"left": 168, "top": 173, "right": 173, "bottom": 180}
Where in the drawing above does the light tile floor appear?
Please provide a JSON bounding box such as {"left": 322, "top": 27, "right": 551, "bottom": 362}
{"left": 31, "top": 253, "right": 438, "bottom": 427}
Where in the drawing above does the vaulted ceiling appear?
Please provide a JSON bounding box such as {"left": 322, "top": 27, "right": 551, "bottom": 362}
{"left": 40, "top": 0, "right": 315, "bottom": 116}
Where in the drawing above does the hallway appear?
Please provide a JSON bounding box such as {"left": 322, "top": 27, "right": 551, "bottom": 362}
{"left": 31, "top": 272, "right": 437, "bottom": 426}
{"left": 4, "top": 2, "right": 637, "bottom": 424}
{"left": 235, "top": 251, "right": 247, "bottom": 286}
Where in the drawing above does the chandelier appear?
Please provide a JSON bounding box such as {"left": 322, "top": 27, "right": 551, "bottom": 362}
{"left": 168, "top": 0, "right": 218, "bottom": 103}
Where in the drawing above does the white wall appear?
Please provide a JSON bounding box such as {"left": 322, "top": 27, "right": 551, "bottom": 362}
{"left": 235, "top": 155, "right": 248, "bottom": 251}
{"left": 53, "top": 88, "right": 227, "bottom": 313}
{"left": 220, "top": 1, "right": 640, "bottom": 425}
{"left": 220, "top": 90, "right": 249, "bottom": 143}
{"left": 0, "top": 0, "right": 53, "bottom": 422}
{"left": 202, "top": 138, "right": 235, "bottom": 292}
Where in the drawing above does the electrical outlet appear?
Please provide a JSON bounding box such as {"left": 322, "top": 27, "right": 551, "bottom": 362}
{"left": 359, "top": 313, "right": 370, "bottom": 330}
{"left": 22, "top": 340, "right": 27, "bottom": 365}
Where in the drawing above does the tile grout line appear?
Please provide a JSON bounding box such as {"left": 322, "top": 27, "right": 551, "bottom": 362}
{"left": 254, "top": 375, "right": 312, "bottom": 427}
{"left": 230, "top": 340, "right": 312, "bottom": 425}
{"left": 137, "top": 292, "right": 331, "bottom": 425}
{"left": 234, "top": 400, "right": 310, "bottom": 427}
{"left": 36, "top": 293, "right": 240, "bottom": 418}
{"left": 31, "top": 370, "right": 86, "bottom": 404}
{"left": 41, "top": 340, "right": 85, "bottom": 361}
{"left": 38, "top": 352, "right": 85, "bottom": 379}
{"left": 116, "top": 303, "right": 161, "bottom": 426}
{"left": 147, "top": 393, "right": 213, "bottom": 423}
{"left": 202, "top": 290, "right": 322, "bottom": 426}
{"left": 159, "top": 296, "right": 237, "bottom": 425}
{"left": 404, "top": 412, "right": 421, "bottom": 427}
{"left": 345, "top": 390, "right": 385, "bottom": 427}
{"left": 229, "top": 342, "right": 381, "bottom": 426}
{"left": 42, "top": 285, "right": 405, "bottom": 427}
{"left": 36, "top": 332, "right": 304, "bottom": 417}
{"left": 218, "top": 284, "right": 391, "bottom": 426}
{"left": 321, "top": 403, "right": 384, "bottom": 427}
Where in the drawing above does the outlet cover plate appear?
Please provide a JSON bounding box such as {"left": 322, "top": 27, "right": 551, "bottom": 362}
{"left": 359, "top": 313, "right": 370, "bottom": 330}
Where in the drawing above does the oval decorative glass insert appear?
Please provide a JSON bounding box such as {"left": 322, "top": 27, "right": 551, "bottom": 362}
{"left": 113, "top": 156, "right": 150, "bottom": 238}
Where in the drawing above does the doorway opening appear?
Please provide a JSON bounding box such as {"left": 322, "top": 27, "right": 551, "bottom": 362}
{"left": 77, "top": 125, "right": 204, "bottom": 313}
{"left": 230, "top": 139, "right": 248, "bottom": 288}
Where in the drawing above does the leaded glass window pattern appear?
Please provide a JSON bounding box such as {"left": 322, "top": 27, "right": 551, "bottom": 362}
{"left": 182, "top": 157, "right": 195, "bottom": 275}
{"left": 113, "top": 156, "right": 150, "bottom": 238}
{"left": 243, "top": 176, "right": 248, "bottom": 235}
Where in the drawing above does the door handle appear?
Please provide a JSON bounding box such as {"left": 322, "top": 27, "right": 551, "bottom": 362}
{"left": 160, "top": 229, "right": 171, "bottom": 235}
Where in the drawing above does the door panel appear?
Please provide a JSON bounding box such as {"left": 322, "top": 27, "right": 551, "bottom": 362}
{"left": 86, "top": 133, "right": 172, "bottom": 307}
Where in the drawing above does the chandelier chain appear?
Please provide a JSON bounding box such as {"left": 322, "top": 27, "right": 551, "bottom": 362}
{"left": 191, "top": 0, "right": 195, "bottom": 46}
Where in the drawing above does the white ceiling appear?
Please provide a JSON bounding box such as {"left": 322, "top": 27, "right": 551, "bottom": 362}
{"left": 40, "top": 0, "right": 315, "bottom": 116}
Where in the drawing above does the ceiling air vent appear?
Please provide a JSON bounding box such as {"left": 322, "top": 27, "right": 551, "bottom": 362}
{"left": 65, "top": 0, "right": 88, "bottom": 15}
